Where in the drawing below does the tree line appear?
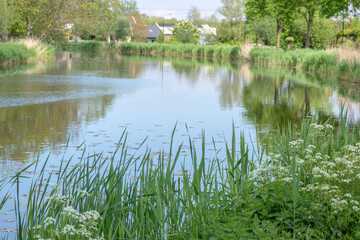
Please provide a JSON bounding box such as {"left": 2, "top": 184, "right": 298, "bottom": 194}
{"left": 0, "top": 0, "right": 138, "bottom": 42}
{"left": 1, "top": 0, "right": 360, "bottom": 49}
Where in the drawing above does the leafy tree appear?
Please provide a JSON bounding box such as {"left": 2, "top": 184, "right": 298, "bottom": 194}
{"left": 73, "top": 0, "right": 138, "bottom": 42}
{"left": 246, "top": 0, "right": 294, "bottom": 49}
{"left": 10, "top": 0, "right": 75, "bottom": 40}
{"left": 116, "top": 0, "right": 138, "bottom": 15}
{"left": 203, "top": 14, "right": 219, "bottom": 28}
{"left": 290, "top": 15, "right": 336, "bottom": 49}
{"left": 252, "top": 17, "right": 276, "bottom": 45}
{"left": 129, "top": 13, "right": 148, "bottom": 42}
{"left": 295, "top": 0, "right": 319, "bottom": 48}
{"left": 173, "top": 21, "right": 200, "bottom": 44}
{"left": 202, "top": 33, "right": 217, "bottom": 45}
{"left": 114, "top": 18, "right": 131, "bottom": 41}
{"left": 0, "top": 0, "right": 14, "bottom": 41}
{"left": 187, "top": 6, "right": 202, "bottom": 25}
{"left": 218, "top": 0, "right": 245, "bottom": 42}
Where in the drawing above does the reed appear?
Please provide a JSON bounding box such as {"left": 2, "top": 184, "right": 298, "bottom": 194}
{"left": 1, "top": 113, "right": 360, "bottom": 239}
{"left": 68, "top": 41, "right": 243, "bottom": 59}
{"left": 17, "top": 38, "right": 55, "bottom": 60}
{"left": 0, "top": 39, "right": 54, "bottom": 65}
{"left": 67, "top": 41, "right": 115, "bottom": 50}
{"left": 119, "top": 43, "right": 242, "bottom": 59}
{"left": 249, "top": 47, "right": 360, "bottom": 80}
{"left": 0, "top": 42, "right": 35, "bottom": 64}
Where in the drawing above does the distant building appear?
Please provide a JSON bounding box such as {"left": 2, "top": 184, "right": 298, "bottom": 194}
{"left": 144, "top": 23, "right": 216, "bottom": 44}
{"left": 146, "top": 25, "right": 162, "bottom": 42}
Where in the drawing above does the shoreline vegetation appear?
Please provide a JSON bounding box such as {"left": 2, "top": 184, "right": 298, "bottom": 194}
{"left": 67, "top": 41, "right": 244, "bottom": 59}
{"left": 67, "top": 41, "right": 360, "bottom": 80}
{"left": 2, "top": 114, "right": 360, "bottom": 238}
{"left": 0, "top": 39, "right": 54, "bottom": 66}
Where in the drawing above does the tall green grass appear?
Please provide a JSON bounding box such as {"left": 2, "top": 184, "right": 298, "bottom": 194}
{"left": 0, "top": 40, "right": 54, "bottom": 65}
{"left": 337, "top": 59, "right": 360, "bottom": 79}
{"left": 0, "top": 113, "right": 359, "bottom": 238}
{"left": 68, "top": 41, "right": 115, "bottom": 50}
{"left": 119, "top": 43, "right": 242, "bottom": 59}
{"left": 249, "top": 47, "right": 338, "bottom": 71}
{"left": 0, "top": 42, "right": 36, "bottom": 64}
{"left": 68, "top": 41, "right": 243, "bottom": 59}
{"left": 250, "top": 47, "right": 360, "bottom": 80}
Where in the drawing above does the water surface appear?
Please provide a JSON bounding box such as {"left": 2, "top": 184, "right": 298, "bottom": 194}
{"left": 1, "top": 50, "right": 360, "bottom": 236}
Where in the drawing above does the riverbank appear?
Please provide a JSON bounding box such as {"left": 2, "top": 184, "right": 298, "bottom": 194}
{"left": 0, "top": 39, "right": 54, "bottom": 66}
{"left": 68, "top": 41, "right": 360, "bottom": 80}
{"left": 2, "top": 114, "right": 360, "bottom": 239}
{"left": 250, "top": 47, "right": 360, "bottom": 80}
{"left": 68, "top": 41, "right": 243, "bottom": 59}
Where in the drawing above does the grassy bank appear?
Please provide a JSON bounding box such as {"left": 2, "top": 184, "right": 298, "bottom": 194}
{"left": 2, "top": 114, "right": 360, "bottom": 239}
{"left": 68, "top": 41, "right": 243, "bottom": 59}
{"left": 0, "top": 39, "right": 54, "bottom": 65}
{"left": 250, "top": 47, "right": 360, "bottom": 80}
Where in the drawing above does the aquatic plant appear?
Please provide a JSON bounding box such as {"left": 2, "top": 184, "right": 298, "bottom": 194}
{"left": 0, "top": 42, "right": 35, "bottom": 64}
{"left": 2, "top": 113, "right": 360, "bottom": 239}
{"left": 249, "top": 47, "right": 360, "bottom": 80}
{"left": 68, "top": 41, "right": 243, "bottom": 59}
{"left": 0, "top": 39, "right": 54, "bottom": 65}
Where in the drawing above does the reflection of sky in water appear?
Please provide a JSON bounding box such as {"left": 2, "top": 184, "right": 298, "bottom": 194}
{"left": 1, "top": 51, "right": 360, "bottom": 237}
{"left": 0, "top": 75, "right": 152, "bottom": 107}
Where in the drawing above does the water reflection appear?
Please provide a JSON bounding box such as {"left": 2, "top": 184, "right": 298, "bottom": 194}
{"left": 0, "top": 95, "right": 113, "bottom": 161}
{"left": 0, "top": 51, "right": 360, "bottom": 166}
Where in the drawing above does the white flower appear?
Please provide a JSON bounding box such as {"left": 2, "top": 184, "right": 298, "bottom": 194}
{"left": 44, "top": 217, "right": 55, "bottom": 225}
{"left": 344, "top": 193, "right": 352, "bottom": 198}
{"left": 62, "top": 224, "right": 76, "bottom": 235}
{"left": 32, "top": 224, "right": 42, "bottom": 229}
{"left": 353, "top": 206, "right": 360, "bottom": 212}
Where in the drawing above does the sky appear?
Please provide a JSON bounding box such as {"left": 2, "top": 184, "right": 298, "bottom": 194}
{"left": 136, "top": 0, "right": 222, "bottom": 20}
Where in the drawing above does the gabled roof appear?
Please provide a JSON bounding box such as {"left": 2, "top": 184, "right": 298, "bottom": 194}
{"left": 147, "top": 25, "right": 161, "bottom": 39}
{"left": 145, "top": 23, "right": 217, "bottom": 40}
{"left": 155, "top": 23, "right": 174, "bottom": 35}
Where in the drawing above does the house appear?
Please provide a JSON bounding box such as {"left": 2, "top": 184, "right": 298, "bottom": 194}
{"left": 145, "top": 23, "right": 216, "bottom": 44}
{"left": 146, "top": 25, "right": 162, "bottom": 42}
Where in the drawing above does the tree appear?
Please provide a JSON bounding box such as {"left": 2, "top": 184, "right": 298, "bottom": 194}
{"left": 290, "top": 14, "right": 336, "bottom": 49}
{"left": 73, "top": 0, "right": 138, "bottom": 42}
{"left": 295, "top": 0, "right": 319, "bottom": 48}
{"left": 246, "top": 0, "right": 294, "bottom": 49}
{"left": 218, "top": 0, "right": 245, "bottom": 42}
{"left": 129, "top": 13, "right": 148, "bottom": 42}
{"left": 114, "top": 18, "right": 131, "bottom": 41}
{"left": 173, "top": 21, "right": 200, "bottom": 44}
{"left": 0, "top": 0, "right": 14, "bottom": 41}
{"left": 112, "top": 0, "right": 138, "bottom": 15}
{"left": 187, "top": 6, "right": 202, "bottom": 25}
{"left": 252, "top": 17, "right": 276, "bottom": 45}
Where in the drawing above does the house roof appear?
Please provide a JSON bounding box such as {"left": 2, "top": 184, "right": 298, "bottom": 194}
{"left": 147, "top": 25, "right": 161, "bottom": 39}
{"left": 144, "top": 23, "right": 217, "bottom": 40}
